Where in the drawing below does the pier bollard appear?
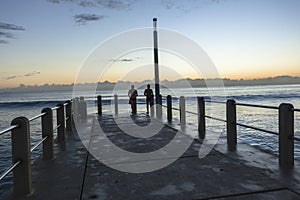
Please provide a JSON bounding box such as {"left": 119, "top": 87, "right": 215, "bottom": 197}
{"left": 114, "top": 94, "right": 118, "bottom": 114}
{"left": 98, "top": 95, "right": 102, "bottom": 116}
{"left": 198, "top": 97, "right": 205, "bottom": 139}
{"left": 79, "top": 96, "right": 87, "bottom": 120}
{"left": 71, "top": 98, "right": 75, "bottom": 123}
{"left": 57, "top": 103, "right": 66, "bottom": 142}
{"left": 156, "top": 95, "right": 162, "bottom": 119}
{"left": 279, "top": 103, "right": 294, "bottom": 168}
{"left": 167, "top": 95, "right": 172, "bottom": 122}
{"left": 73, "top": 97, "right": 79, "bottom": 122}
{"left": 11, "top": 117, "right": 32, "bottom": 196}
{"left": 41, "top": 108, "right": 54, "bottom": 160}
{"left": 226, "top": 99, "right": 237, "bottom": 151}
{"left": 180, "top": 96, "right": 186, "bottom": 127}
{"left": 65, "top": 100, "right": 72, "bottom": 132}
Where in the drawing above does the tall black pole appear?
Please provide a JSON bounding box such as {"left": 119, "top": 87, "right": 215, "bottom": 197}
{"left": 153, "top": 18, "right": 160, "bottom": 105}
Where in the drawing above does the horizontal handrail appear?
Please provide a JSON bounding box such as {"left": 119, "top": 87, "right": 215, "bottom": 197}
{"left": 98, "top": 94, "right": 129, "bottom": 98}
{"left": 205, "top": 115, "right": 227, "bottom": 123}
{"left": 98, "top": 94, "right": 181, "bottom": 100}
{"left": 30, "top": 136, "right": 48, "bottom": 152}
{"left": 205, "top": 100, "right": 226, "bottom": 104}
{"left": 53, "top": 124, "right": 61, "bottom": 131}
{"left": 161, "top": 103, "right": 179, "bottom": 111}
{"left": 236, "top": 122, "right": 278, "bottom": 135}
{"left": 51, "top": 106, "right": 60, "bottom": 111}
{"left": 0, "top": 160, "right": 21, "bottom": 181}
{"left": 235, "top": 102, "right": 279, "bottom": 110}
{"left": 108, "top": 94, "right": 128, "bottom": 98}
{"left": 186, "top": 110, "right": 197, "bottom": 115}
{"left": 293, "top": 108, "right": 300, "bottom": 112}
{"left": 0, "top": 124, "right": 19, "bottom": 136}
{"left": 172, "top": 107, "right": 180, "bottom": 111}
{"left": 29, "top": 113, "right": 46, "bottom": 122}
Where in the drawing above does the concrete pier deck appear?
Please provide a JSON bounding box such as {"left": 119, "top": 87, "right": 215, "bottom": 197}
{"left": 3, "top": 114, "right": 300, "bottom": 199}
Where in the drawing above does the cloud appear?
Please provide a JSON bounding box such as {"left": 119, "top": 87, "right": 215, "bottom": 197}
{"left": 119, "top": 58, "right": 133, "bottom": 62}
{"left": 0, "top": 31, "right": 15, "bottom": 39}
{"left": 74, "top": 14, "right": 106, "bottom": 24}
{"left": 47, "top": 0, "right": 76, "bottom": 3}
{"left": 0, "top": 22, "right": 25, "bottom": 31}
{"left": 48, "top": 0, "right": 223, "bottom": 13}
{"left": 79, "top": 0, "right": 95, "bottom": 7}
{"left": 25, "top": 71, "right": 41, "bottom": 77}
{"left": 161, "top": 0, "right": 175, "bottom": 10}
{"left": 110, "top": 57, "right": 143, "bottom": 62}
{"left": 160, "top": 0, "right": 225, "bottom": 13}
{"left": 2, "top": 71, "right": 41, "bottom": 81}
{"left": 47, "top": 0, "right": 133, "bottom": 25}
{"left": 97, "top": 0, "right": 133, "bottom": 10}
{"left": 47, "top": 0, "right": 224, "bottom": 25}
{"left": 47, "top": 0, "right": 135, "bottom": 9}
{"left": 0, "top": 22, "right": 25, "bottom": 44}
{"left": 3, "top": 76, "right": 17, "bottom": 80}
{"left": 0, "top": 40, "right": 8, "bottom": 44}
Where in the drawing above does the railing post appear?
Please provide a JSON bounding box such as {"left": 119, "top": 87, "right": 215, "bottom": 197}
{"left": 114, "top": 94, "right": 118, "bottom": 114}
{"left": 79, "top": 96, "right": 87, "bottom": 120}
{"left": 57, "top": 103, "right": 65, "bottom": 142}
{"left": 65, "top": 100, "right": 72, "bottom": 132}
{"left": 11, "top": 117, "right": 32, "bottom": 196}
{"left": 226, "top": 99, "right": 237, "bottom": 151}
{"left": 198, "top": 97, "right": 205, "bottom": 139}
{"left": 180, "top": 96, "right": 186, "bottom": 127}
{"left": 41, "top": 108, "right": 54, "bottom": 160}
{"left": 73, "top": 97, "right": 79, "bottom": 122}
{"left": 98, "top": 95, "right": 102, "bottom": 116}
{"left": 279, "top": 103, "right": 294, "bottom": 168}
{"left": 167, "top": 95, "right": 172, "bottom": 122}
{"left": 156, "top": 94, "right": 162, "bottom": 119}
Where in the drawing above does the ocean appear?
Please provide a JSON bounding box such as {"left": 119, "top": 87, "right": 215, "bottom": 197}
{"left": 1, "top": 84, "right": 300, "bottom": 194}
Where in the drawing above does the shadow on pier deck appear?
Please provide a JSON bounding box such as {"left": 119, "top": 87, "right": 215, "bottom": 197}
{"left": 4, "top": 114, "right": 300, "bottom": 199}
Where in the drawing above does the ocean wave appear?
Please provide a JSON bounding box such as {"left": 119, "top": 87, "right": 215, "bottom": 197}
{"left": 0, "top": 100, "right": 65, "bottom": 108}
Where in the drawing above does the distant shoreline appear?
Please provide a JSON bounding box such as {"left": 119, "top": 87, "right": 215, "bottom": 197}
{"left": 1, "top": 76, "right": 300, "bottom": 93}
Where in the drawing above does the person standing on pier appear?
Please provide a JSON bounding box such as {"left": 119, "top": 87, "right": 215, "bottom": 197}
{"left": 128, "top": 85, "right": 138, "bottom": 114}
{"left": 144, "top": 84, "right": 154, "bottom": 114}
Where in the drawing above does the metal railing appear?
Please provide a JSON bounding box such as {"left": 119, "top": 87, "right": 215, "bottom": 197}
{"left": 96, "top": 94, "right": 299, "bottom": 169}
{"left": 97, "top": 94, "right": 160, "bottom": 116}
{"left": 0, "top": 98, "right": 84, "bottom": 197}
{"left": 163, "top": 96, "right": 298, "bottom": 168}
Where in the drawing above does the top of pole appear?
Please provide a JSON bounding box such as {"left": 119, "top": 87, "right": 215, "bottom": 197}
{"left": 153, "top": 18, "right": 157, "bottom": 31}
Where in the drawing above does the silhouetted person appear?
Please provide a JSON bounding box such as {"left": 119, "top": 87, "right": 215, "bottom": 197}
{"left": 144, "top": 84, "right": 154, "bottom": 114}
{"left": 128, "top": 85, "right": 138, "bottom": 114}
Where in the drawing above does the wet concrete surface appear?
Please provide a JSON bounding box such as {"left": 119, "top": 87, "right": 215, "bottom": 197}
{"left": 3, "top": 113, "right": 300, "bottom": 199}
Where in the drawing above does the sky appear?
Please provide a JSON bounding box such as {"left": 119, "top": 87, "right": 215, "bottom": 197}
{"left": 0, "top": 0, "right": 300, "bottom": 88}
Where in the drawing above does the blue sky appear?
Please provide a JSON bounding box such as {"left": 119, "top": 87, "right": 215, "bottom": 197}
{"left": 0, "top": 0, "right": 300, "bottom": 88}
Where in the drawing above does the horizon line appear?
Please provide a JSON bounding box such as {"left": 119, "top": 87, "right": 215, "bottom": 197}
{"left": 1, "top": 75, "right": 300, "bottom": 91}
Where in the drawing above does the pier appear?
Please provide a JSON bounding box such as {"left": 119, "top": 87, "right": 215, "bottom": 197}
{"left": 1, "top": 96, "right": 300, "bottom": 199}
